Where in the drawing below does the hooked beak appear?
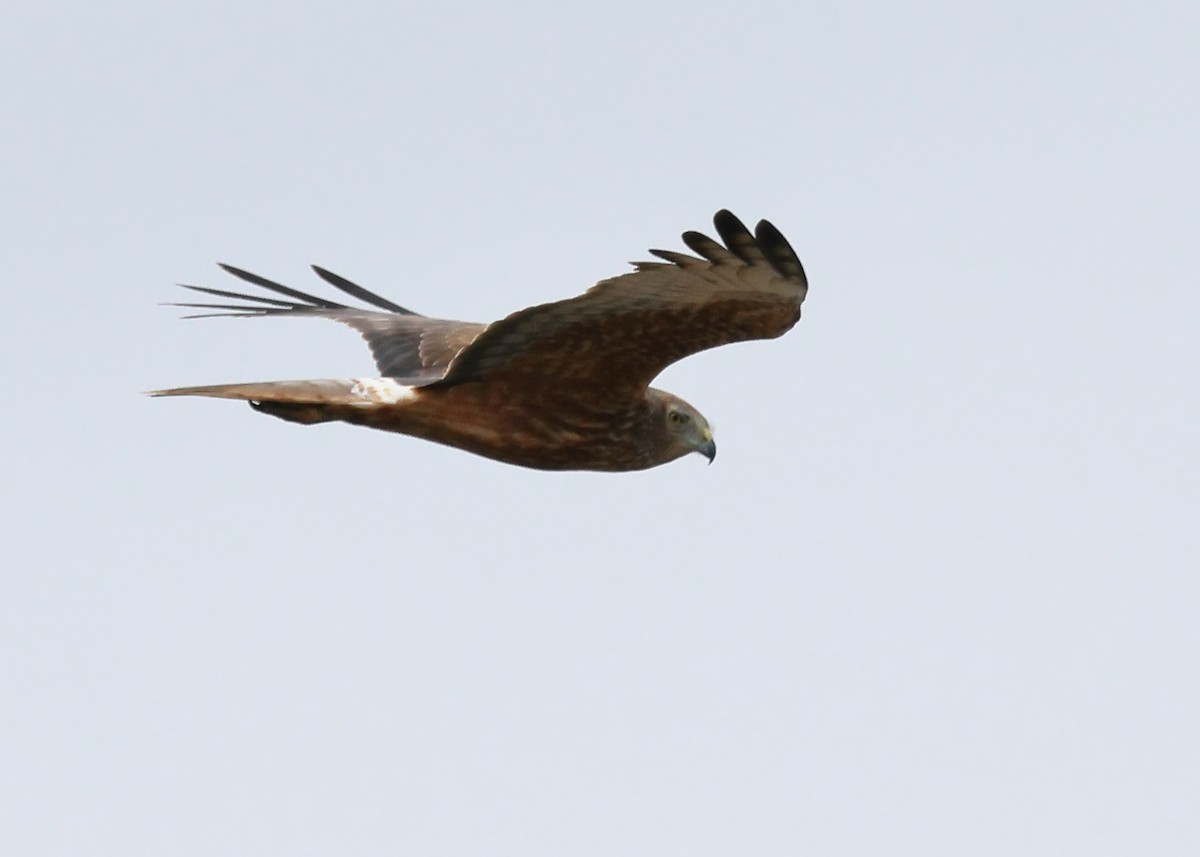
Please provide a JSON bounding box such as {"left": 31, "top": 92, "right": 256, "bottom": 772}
{"left": 698, "top": 437, "right": 716, "bottom": 465}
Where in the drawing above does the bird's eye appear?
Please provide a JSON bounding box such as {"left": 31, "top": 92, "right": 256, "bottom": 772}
{"left": 668, "top": 410, "right": 690, "bottom": 425}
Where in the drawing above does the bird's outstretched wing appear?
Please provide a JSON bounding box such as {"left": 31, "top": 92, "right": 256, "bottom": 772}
{"left": 170, "top": 264, "right": 484, "bottom": 382}
{"left": 169, "top": 211, "right": 804, "bottom": 397}
{"left": 431, "top": 210, "right": 807, "bottom": 405}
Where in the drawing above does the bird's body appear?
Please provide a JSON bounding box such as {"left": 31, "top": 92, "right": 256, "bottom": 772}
{"left": 152, "top": 211, "right": 807, "bottom": 471}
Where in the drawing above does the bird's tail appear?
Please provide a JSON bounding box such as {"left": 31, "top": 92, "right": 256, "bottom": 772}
{"left": 147, "top": 378, "right": 419, "bottom": 425}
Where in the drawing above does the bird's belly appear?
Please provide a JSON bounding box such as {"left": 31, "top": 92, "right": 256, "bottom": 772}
{"left": 358, "top": 386, "right": 648, "bottom": 471}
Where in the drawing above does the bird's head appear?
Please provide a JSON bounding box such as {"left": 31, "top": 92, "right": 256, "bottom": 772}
{"left": 649, "top": 390, "right": 716, "bottom": 464}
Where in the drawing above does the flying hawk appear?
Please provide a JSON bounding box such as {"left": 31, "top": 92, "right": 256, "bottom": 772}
{"left": 151, "top": 210, "right": 808, "bottom": 471}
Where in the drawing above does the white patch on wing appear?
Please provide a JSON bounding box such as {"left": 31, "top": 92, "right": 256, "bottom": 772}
{"left": 349, "top": 378, "right": 417, "bottom": 405}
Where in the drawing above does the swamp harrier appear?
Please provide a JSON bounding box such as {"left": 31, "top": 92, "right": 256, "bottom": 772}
{"left": 151, "top": 210, "right": 808, "bottom": 471}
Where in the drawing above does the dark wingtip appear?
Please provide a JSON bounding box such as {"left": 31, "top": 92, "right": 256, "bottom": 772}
{"left": 712, "top": 209, "right": 747, "bottom": 236}
{"left": 711, "top": 210, "right": 767, "bottom": 265}
{"left": 310, "top": 264, "right": 416, "bottom": 315}
{"left": 754, "top": 219, "right": 807, "bottom": 285}
{"left": 707, "top": 211, "right": 807, "bottom": 284}
{"left": 215, "top": 263, "right": 345, "bottom": 308}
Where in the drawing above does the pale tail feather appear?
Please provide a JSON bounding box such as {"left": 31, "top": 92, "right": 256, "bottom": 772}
{"left": 146, "top": 378, "right": 418, "bottom": 406}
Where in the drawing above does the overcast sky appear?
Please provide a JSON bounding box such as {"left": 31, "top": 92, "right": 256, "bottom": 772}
{"left": 3, "top": 1, "right": 1197, "bottom": 855}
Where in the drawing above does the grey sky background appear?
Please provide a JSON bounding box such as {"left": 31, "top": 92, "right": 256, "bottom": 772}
{"left": 3, "top": 1, "right": 1197, "bottom": 854}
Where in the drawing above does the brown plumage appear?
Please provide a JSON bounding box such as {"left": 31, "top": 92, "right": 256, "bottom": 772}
{"left": 151, "top": 210, "right": 808, "bottom": 471}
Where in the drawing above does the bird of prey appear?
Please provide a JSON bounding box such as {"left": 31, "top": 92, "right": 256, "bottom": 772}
{"left": 151, "top": 210, "right": 808, "bottom": 471}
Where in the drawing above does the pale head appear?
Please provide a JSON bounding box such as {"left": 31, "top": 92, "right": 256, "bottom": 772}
{"left": 645, "top": 389, "right": 716, "bottom": 465}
